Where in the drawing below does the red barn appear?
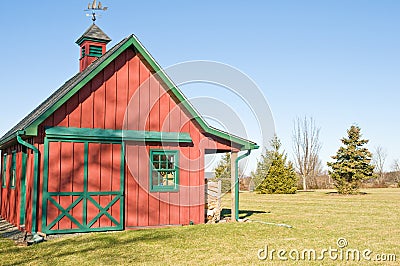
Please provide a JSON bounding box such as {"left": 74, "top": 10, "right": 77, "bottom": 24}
{"left": 0, "top": 24, "right": 257, "bottom": 235}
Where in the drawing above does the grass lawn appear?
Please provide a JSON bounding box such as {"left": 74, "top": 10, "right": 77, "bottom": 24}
{"left": 0, "top": 188, "right": 399, "bottom": 265}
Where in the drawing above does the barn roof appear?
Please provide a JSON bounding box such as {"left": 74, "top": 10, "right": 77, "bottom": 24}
{"left": 0, "top": 34, "right": 258, "bottom": 151}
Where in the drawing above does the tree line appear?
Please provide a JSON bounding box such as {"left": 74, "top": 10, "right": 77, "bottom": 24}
{"left": 214, "top": 116, "right": 400, "bottom": 195}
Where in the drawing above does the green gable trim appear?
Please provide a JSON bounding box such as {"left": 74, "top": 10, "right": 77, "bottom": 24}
{"left": 45, "top": 127, "right": 192, "bottom": 143}
{"left": 1, "top": 35, "right": 257, "bottom": 151}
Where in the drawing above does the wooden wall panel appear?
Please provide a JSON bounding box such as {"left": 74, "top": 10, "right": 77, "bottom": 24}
{"left": 127, "top": 53, "right": 140, "bottom": 131}
{"left": 80, "top": 83, "right": 94, "bottom": 128}
{"left": 168, "top": 94, "right": 180, "bottom": 225}
{"left": 148, "top": 145, "right": 160, "bottom": 226}
{"left": 37, "top": 143, "right": 44, "bottom": 232}
{"left": 115, "top": 50, "right": 128, "bottom": 129}
{"left": 87, "top": 142, "right": 101, "bottom": 228}
{"left": 147, "top": 75, "right": 161, "bottom": 226}
{"left": 137, "top": 147, "right": 149, "bottom": 226}
{"left": 72, "top": 143, "right": 84, "bottom": 227}
{"left": 104, "top": 62, "right": 117, "bottom": 130}
{"left": 125, "top": 144, "right": 139, "bottom": 227}
{"left": 179, "top": 119, "right": 191, "bottom": 225}
{"left": 111, "top": 144, "right": 121, "bottom": 226}
{"left": 99, "top": 143, "right": 112, "bottom": 227}
{"left": 0, "top": 154, "right": 8, "bottom": 219}
{"left": 93, "top": 71, "right": 106, "bottom": 129}
{"left": 190, "top": 123, "right": 201, "bottom": 224}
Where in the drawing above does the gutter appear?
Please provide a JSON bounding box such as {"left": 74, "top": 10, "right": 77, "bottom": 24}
{"left": 16, "top": 131, "right": 39, "bottom": 234}
{"left": 235, "top": 149, "right": 251, "bottom": 221}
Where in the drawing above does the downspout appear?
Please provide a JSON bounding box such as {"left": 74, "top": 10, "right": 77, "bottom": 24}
{"left": 16, "top": 131, "right": 39, "bottom": 234}
{"left": 235, "top": 149, "right": 251, "bottom": 221}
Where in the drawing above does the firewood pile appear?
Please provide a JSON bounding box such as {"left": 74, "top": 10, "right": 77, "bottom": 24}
{"left": 205, "top": 180, "right": 221, "bottom": 223}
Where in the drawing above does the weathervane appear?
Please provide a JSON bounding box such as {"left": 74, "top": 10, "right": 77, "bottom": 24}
{"left": 85, "top": 0, "right": 108, "bottom": 23}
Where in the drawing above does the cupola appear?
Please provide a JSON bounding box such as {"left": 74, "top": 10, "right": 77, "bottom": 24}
{"left": 76, "top": 24, "right": 111, "bottom": 72}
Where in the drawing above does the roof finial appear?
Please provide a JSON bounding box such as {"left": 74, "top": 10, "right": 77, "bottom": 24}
{"left": 85, "top": 0, "right": 108, "bottom": 24}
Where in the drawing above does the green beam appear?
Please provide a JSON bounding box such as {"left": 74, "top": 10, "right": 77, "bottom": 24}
{"left": 45, "top": 127, "right": 192, "bottom": 143}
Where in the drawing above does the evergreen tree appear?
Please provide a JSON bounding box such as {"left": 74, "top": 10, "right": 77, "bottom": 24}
{"left": 251, "top": 148, "right": 272, "bottom": 189}
{"left": 213, "top": 153, "right": 245, "bottom": 193}
{"left": 327, "top": 125, "right": 375, "bottom": 194}
{"left": 213, "top": 153, "right": 232, "bottom": 193}
{"left": 254, "top": 136, "right": 298, "bottom": 194}
{"left": 214, "top": 153, "right": 231, "bottom": 180}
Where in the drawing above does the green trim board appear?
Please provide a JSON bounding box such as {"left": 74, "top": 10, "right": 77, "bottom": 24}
{"left": 42, "top": 138, "right": 125, "bottom": 234}
{"left": 16, "top": 132, "right": 39, "bottom": 233}
{"left": 0, "top": 34, "right": 257, "bottom": 151}
{"left": 10, "top": 151, "right": 16, "bottom": 189}
{"left": 2, "top": 153, "right": 7, "bottom": 188}
{"left": 45, "top": 127, "right": 192, "bottom": 143}
{"left": 150, "top": 150, "right": 179, "bottom": 192}
{"left": 19, "top": 148, "right": 27, "bottom": 225}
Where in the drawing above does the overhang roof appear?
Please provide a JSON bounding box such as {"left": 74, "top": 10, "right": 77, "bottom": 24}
{"left": 0, "top": 34, "right": 258, "bottom": 151}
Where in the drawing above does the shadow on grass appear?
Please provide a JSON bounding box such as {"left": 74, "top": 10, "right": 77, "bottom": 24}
{"left": 3, "top": 230, "right": 173, "bottom": 266}
{"left": 220, "top": 208, "right": 270, "bottom": 219}
{"left": 325, "top": 191, "right": 368, "bottom": 195}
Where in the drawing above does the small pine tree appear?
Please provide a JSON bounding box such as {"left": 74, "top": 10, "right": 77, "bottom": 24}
{"left": 327, "top": 125, "right": 375, "bottom": 194}
{"left": 251, "top": 149, "right": 272, "bottom": 189}
{"left": 213, "top": 153, "right": 232, "bottom": 193}
{"left": 255, "top": 136, "right": 298, "bottom": 194}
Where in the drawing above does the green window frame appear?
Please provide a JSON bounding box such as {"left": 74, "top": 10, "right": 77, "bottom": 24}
{"left": 10, "top": 151, "right": 16, "bottom": 189}
{"left": 150, "top": 150, "right": 179, "bottom": 192}
{"left": 2, "top": 153, "right": 7, "bottom": 188}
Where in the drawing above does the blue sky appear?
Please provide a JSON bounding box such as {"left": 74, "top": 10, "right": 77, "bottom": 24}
{"left": 1, "top": 1, "right": 399, "bottom": 172}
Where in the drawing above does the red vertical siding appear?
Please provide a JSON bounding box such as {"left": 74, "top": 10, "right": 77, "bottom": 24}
{"left": 72, "top": 142, "right": 84, "bottom": 228}
{"left": 0, "top": 145, "right": 28, "bottom": 228}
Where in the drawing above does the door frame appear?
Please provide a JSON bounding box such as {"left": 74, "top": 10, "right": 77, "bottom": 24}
{"left": 42, "top": 135, "right": 125, "bottom": 234}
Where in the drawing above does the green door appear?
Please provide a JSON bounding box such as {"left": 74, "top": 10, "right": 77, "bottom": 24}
{"left": 42, "top": 139, "right": 124, "bottom": 234}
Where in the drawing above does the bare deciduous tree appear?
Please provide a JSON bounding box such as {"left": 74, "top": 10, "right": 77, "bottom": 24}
{"left": 292, "top": 116, "right": 322, "bottom": 191}
{"left": 391, "top": 159, "right": 400, "bottom": 187}
{"left": 373, "top": 146, "right": 387, "bottom": 184}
